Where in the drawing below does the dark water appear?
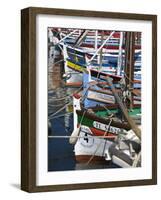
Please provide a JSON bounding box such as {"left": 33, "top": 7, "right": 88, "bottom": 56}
{"left": 48, "top": 87, "right": 75, "bottom": 171}
{"left": 48, "top": 88, "right": 118, "bottom": 171}
{"left": 48, "top": 114, "right": 76, "bottom": 171}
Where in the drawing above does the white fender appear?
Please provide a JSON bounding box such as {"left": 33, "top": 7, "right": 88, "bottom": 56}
{"left": 73, "top": 93, "right": 81, "bottom": 130}
{"left": 69, "top": 93, "right": 81, "bottom": 144}
{"left": 69, "top": 126, "right": 81, "bottom": 144}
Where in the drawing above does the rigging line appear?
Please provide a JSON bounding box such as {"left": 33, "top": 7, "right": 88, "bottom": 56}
{"left": 124, "top": 71, "right": 135, "bottom": 85}
{"left": 80, "top": 79, "right": 99, "bottom": 102}
{"left": 48, "top": 85, "right": 85, "bottom": 120}
{"left": 81, "top": 81, "right": 95, "bottom": 102}
{"left": 49, "top": 85, "right": 83, "bottom": 102}
{"left": 102, "top": 135, "right": 108, "bottom": 157}
{"left": 48, "top": 135, "right": 116, "bottom": 139}
{"left": 48, "top": 94, "right": 71, "bottom": 102}
{"left": 54, "top": 29, "right": 78, "bottom": 46}
{"left": 132, "top": 151, "right": 141, "bottom": 167}
{"left": 49, "top": 113, "right": 72, "bottom": 119}
{"left": 101, "top": 104, "right": 113, "bottom": 115}
{"left": 87, "top": 31, "right": 115, "bottom": 65}
{"left": 81, "top": 85, "right": 90, "bottom": 102}
{"left": 79, "top": 109, "right": 87, "bottom": 126}
{"left": 51, "top": 59, "right": 64, "bottom": 65}
{"left": 96, "top": 34, "right": 103, "bottom": 81}
{"left": 48, "top": 95, "right": 71, "bottom": 101}
{"left": 49, "top": 88, "right": 83, "bottom": 117}
{"left": 85, "top": 119, "right": 113, "bottom": 165}
{"left": 57, "top": 44, "right": 63, "bottom": 52}
{"left": 96, "top": 31, "right": 104, "bottom": 81}
{"left": 48, "top": 102, "right": 72, "bottom": 119}
{"left": 48, "top": 102, "right": 69, "bottom": 108}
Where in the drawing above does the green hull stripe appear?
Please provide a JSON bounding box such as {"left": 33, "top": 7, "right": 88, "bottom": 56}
{"left": 78, "top": 108, "right": 141, "bottom": 127}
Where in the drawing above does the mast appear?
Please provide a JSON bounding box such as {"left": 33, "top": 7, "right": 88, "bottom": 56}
{"left": 105, "top": 76, "right": 141, "bottom": 139}
{"left": 105, "top": 32, "right": 141, "bottom": 138}
{"left": 117, "top": 32, "right": 123, "bottom": 76}
{"left": 98, "top": 31, "right": 104, "bottom": 70}
{"left": 124, "top": 32, "right": 135, "bottom": 110}
{"left": 95, "top": 30, "right": 98, "bottom": 52}
{"left": 74, "top": 30, "right": 89, "bottom": 47}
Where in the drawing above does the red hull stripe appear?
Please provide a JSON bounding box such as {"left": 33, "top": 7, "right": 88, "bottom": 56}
{"left": 75, "top": 155, "right": 107, "bottom": 163}
{"left": 80, "top": 44, "right": 141, "bottom": 50}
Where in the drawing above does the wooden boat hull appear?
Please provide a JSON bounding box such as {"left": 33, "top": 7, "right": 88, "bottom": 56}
{"left": 76, "top": 107, "right": 141, "bottom": 137}
{"left": 74, "top": 128, "right": 114, "bottom": 163}
{"left": 75, "top": 155, "right": 106, "bottom": 163}
{"left": 76, "top": 110, "right": 130, "bottom": 136}
{"left": 64, "top": 44, "right": 141, "bottom": 86}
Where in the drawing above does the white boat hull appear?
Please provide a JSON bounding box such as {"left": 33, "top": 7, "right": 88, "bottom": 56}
{"left": 74, "top": 127, "right": 113, "bottom": 163}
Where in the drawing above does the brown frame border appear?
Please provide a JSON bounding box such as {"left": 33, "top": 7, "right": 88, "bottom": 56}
{"left": 21, "top": 7, "right": 157, "bottom": 192}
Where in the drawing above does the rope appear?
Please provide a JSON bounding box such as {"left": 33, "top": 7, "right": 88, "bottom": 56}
{"left": 48, "top": 95, "right": 70, "bottom": 101}
{"left": 49, "top": 102, "right": 72, "bottom": 119}
{"left": 48, "top": 102, "right": 68, "bottom": 107}
{"left": 79, "top": 110, "right": 86, "bottom": 127}
{"left": 49, "top": 113, "right": 71, "bottom": 119}
{"left": 124, "top": 71, "right": 134, "bottom": 85}
{"left": 80, "top": 80, "right": 98, "bottom": 102}
{"left": 48, "top": 135, "right": 116, "bottom": 139}
{"left": 52, "top": 59, "right": 64, "bottom": 65}
{"left": 132, "top": 151, "right": 141, "bottom": 167}
{"left": 96, "top": 32, "right": 104, "bottom": 81}
{"left": 85, "top": 118, "right": 113, "bottom": 165}
{"left": 101, "top": 104, "right": 113, "bottom": 115}
{"left": 54, "top": 29, "right": 78, "bottom": 46}
{"left": 48, "top": 79, "right": 95, "bottom": 120}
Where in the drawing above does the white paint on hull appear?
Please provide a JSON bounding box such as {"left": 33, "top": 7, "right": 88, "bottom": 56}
{"left": 74, "top": 129, "right": 113, "bottom": 158}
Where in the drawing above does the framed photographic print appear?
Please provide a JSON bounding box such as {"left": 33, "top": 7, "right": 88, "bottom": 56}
{"left": 21, "top": 7, "right": 157, "bottom": 192}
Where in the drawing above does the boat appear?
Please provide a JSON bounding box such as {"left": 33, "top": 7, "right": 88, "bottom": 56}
{"left": 72, "top": 91, "right": 140, "bottom": 135}
{"left": 82, "top": 70, "right": 141, "bottom": 109}
{"left": 62, "top": 44, "right": 141, "bottom": 87}
{"left": 71, "top": 88, "right": 141, "bottom": 164}
{"left": 70, "top": 70, "right": 141, "bottom": 164}
{"left": 59, "top": 29, "right": 141, "bottom": 50}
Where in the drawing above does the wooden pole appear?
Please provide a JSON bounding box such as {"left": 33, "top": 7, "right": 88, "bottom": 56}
{"left": 98, "top": 30, "right": 104, "bottom": 68}
{"left": 117, "top": 31, "right": 123, "bottom": 76}
{"left": 95, "top": 30, "right": 98, "bottom": 51}
{"left": 74, "top": 30, "right": 89, "bottom": 46}
{"left": 106, "top": 76, "right": 141, "bottom": 139}
{"left": 124, "top": 32, "right": 135, "bottom": 109}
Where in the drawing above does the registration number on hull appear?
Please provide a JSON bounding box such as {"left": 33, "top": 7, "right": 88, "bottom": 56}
{"left": 93, "top": 121, "right": 120, "bottom": 134}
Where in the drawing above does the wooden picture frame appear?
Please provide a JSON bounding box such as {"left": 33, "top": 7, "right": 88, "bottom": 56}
{"left": 21, "top": 7, "right": 157, "bottom": 192}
